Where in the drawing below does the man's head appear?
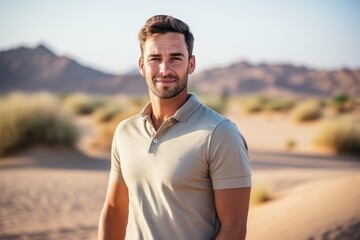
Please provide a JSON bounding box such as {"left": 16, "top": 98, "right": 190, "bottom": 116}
{"left": 138, "top": 15, "right": 194, "bottom": 58}
{"left": 138, "top": 15, "right": 196, "bottom": 100}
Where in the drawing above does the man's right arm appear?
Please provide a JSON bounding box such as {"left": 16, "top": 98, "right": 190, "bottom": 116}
{"left": 98, "top": 179, "right": 128, "bottom": 240}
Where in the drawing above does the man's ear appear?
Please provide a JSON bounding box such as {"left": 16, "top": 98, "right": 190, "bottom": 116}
{"left": 138, "top": 57, "right": 145, "bottom": 76}
{"left": 188, "top": 55, "right": 196, "bottom": 75}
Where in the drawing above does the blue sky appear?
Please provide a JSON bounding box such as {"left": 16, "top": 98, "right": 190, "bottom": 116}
{"left": 1, "top": 0, "right": 359, "bottom": 74}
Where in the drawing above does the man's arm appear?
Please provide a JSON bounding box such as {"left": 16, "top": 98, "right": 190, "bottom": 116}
{"left": 214, "top": 187, "right": 251, "bottom": 240}
{"left": 98, "top": 179, "right": 128, "bottom": 240}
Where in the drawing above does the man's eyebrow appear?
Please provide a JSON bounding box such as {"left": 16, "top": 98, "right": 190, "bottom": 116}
{"left": 148, "top": 54, "right": 161, "bottom": 58}
{"left": 170, "top": 53, "right": 185, "bottom": 57}
{"left": 147, "top": 53, "right": 185, "bottom": 58}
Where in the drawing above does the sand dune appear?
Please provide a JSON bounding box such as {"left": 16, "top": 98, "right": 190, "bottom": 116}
{"left": 0, "top": 147, "right": 109, "bottom": 240}
{"left": 1, "top": 112, "right": 360, "bottom": 239}
{"left": 248, "top": 169, "right": 360, "bottom": 240}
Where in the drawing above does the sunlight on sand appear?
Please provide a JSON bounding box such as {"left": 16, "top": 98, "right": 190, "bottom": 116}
{"left": 0, "top": 99, "right": 359, "bottom": 240}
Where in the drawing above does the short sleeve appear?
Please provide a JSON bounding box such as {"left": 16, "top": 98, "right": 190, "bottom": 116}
{"left": 209, "top": 120, "right": 252, "bottom": 189}
{"left": 109, "top": 125, "right": 125, "bottom": 183}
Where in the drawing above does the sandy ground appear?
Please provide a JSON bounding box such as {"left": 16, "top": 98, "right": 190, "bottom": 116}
{"left": 0, "top": 147, "right": 109, "bottom": 240}
{"left": 1, "top": 109, "right": 360, "bottom": 239}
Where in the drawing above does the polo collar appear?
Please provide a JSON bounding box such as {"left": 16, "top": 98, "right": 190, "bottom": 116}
{"left": 140, "top": 93, "right": 201, "bottom": 123}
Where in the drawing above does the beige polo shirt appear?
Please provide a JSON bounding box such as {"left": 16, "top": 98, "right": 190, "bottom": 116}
{"left": 110, "top": 94, "right": 252, "bottom": 240}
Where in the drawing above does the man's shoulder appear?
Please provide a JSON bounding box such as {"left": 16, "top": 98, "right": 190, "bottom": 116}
{"left": 114, "top": 113, "right": 142, "bottom": 133}
{"left": 197, "top": 103, "right": 229, "bottom": 126}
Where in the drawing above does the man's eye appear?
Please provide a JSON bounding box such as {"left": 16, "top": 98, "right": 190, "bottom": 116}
{"left": 172, "top": 57, "right": 182, "bottom": 61}
{"left": 149, "top": 58, "right": 160, "bottom": 62}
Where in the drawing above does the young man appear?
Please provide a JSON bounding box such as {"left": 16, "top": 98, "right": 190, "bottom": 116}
{"left": 99, "top": 15, "right": 252, "bottom": 240}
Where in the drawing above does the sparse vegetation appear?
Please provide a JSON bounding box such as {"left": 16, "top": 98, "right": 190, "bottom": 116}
{"left": 263, "top": 97, "right": 295, "bottom": 112}
{"left": 314, "top": 115, "right": 360, "bottom": 155}
{"left": 239, "top": 95, "right": 295, "bottom": 114}
{"left": 250, "top": 183, "right": 273, "bottom": 206}
{"left": 290, "top": 98, "right": 323, "bottom": 122}
{"left": 93, "top": 97, "right": 127, "bottom": 123}
{"left": 328, "top": 93, "right": 354, "bottom": 113}
{"left": 200, "top": 96, "right": 228, "bottom": 115}
{"left": 285, "top": 138, "right": 297, "bottom": 151}
{"left": 93, "top": 104, "right": 125, "bottom": 123}
{"left": 62, "top": 93, "right": 102, "bottom": 115}
{"left": 240, "top": 95, "right": 267, "bottom": 113}
{"left": 0, "top": 92, "right": 78, "bottom": 156}
{"left": 90, "top": 104, "right": 143, "bottom": 151}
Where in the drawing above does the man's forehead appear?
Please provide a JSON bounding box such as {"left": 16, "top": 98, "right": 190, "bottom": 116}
{"left": 143, "top": 33, "right": 188, "bottom": 55}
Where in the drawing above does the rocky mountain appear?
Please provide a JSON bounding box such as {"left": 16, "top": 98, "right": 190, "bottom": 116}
{"left": 1, "top": 45, "right": 359, "bottom": 97}
{"left": 191, "top": 61, "right": 360, "bottom": 97}
{"left": 0, "top": 44, "right": 147, "bottom": 94}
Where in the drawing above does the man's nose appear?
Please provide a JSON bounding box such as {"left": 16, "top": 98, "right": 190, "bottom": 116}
{"left": 159, "top": 61, "right": 172, "bottom": 75}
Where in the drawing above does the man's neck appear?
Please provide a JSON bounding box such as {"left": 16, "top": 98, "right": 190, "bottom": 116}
{"left": 150, "top": 91, "right": 189, "bottom": 130}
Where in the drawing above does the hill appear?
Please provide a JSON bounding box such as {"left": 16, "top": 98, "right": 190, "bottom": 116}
{"left": 1, "top": 45, "right": 359, "bottom": 97}
{"left": 0, "top": 44, "right": 146, "bottom": 95}
{"left": 191, "top": 61, "right": 360, "bottom": 97}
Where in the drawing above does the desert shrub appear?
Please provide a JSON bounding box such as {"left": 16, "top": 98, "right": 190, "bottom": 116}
{"left": 206, "top": 102, "right": 224, "bottom": 114}
{"left": 128, "top": 96, "right": 149, "bottom": 108}
{"left": 328, "top": 93, "right": 354, "bottom": 113}
{"left": 62, "top": 93, "right": 102, "bottom": 115}
{"left": 285, "top": 138, "right": 296, "bottom": 151}
{"left": 93, "top": 103, "right": 126, "bottom": 123}
{"left": 200, "top": 96, "right": 228, "bottom": 115}
{"left": 264, "top": 97, "right": 295, "bottom": 112}
{"left": 250, "top": 183, "right": 272, "bottom": 206}
{"left": 93, "top": 95, "right": 149, "bottom": 123}
{"left": 90, "top": 106, "right": 142, "bottom": 151}
{"left": 239, "top": 95, "right": 295, "bottom": 114}
{"left": 0, "top": 92, "right": 78, "bottom": 156}
{"left": 290, "top": 98, "right": 323, "bottom": 122}
{"left": 240, "top": 95, "right": 267, "bottom": 113}
{"left": 313, "top": 115, "right": 360, "bottom": 155}
{"left": 94, "top": 104, "right": 124, "bottom": 123}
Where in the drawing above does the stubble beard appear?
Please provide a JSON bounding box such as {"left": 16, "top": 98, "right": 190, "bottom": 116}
{"left": 150, "top": 74, "right": 188, "bottom": 99}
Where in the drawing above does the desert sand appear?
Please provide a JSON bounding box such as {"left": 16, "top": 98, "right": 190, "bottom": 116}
{"left": 1, "top": 109, "right": 360, "bottom": 240}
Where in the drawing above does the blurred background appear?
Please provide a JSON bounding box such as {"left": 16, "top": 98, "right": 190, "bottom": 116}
{"left": 0, "top": 1, "right": 359, "bottom": 240}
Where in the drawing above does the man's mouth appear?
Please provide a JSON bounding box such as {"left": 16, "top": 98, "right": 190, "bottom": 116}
{"left": 155, "top": 76, "right": 177, "bottom": 83}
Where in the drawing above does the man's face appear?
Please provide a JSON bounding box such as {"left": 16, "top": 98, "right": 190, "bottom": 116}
{"left": 138, "top": 32, "right": 195, "bottom": 99}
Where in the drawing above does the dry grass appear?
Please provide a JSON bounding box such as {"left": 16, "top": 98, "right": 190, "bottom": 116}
{"left": 90, "top": 106, "right": 143, "bottom": 151}
{"left": 313, "top": 115, "right": 360, "bottom": 155}
{"left": 93, "top": 95, "right": 148, "bottom": 123}
{"left": 285, "top": 138, "right": 297, "bottom": 151}
{"left": 0, "top": 92, "right": 78, "bottom": 156}
{"left": 200, "top": 97, "right": 227, "bottom": 114}
{"left": 250, "top": 183, "right": 273, "bottom": 206}
{"left": 238, "top": 95, "right": 295, "bottom": 114}
{"left": 290, "top": 98, "right": 323, "bottom": 122}
{"left": 62, "top": 92, "right": 102, "bottom": 115}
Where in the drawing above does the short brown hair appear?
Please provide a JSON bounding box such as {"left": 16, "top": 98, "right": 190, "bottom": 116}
{"left": 138, "top": 15, "right": 194, "bottom": 58}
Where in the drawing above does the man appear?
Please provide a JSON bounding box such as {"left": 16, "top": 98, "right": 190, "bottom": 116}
{"left": 99, "top": 15, "right": 252, "bottom": 240}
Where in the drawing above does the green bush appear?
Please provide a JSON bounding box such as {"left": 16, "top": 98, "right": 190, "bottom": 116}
{"left": 290, "top": 98, "right": 323, "bottom": 122}
{"left": 0, "top": 92, "right": 78, "bottom": 156}
{"left": 328, "top": 93, "right": 354, "bottom": 113}
{"left": 314, "top": 115, "right": 360, "bottom": 155}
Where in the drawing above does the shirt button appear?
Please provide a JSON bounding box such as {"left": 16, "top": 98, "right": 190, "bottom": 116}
{"left": 153, "top": 139, "right": 158, "bottom": 144}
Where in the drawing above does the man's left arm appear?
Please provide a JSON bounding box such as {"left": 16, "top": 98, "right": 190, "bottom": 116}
{"left": 214, "top": 187, "right": 251, "bottom": 240}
